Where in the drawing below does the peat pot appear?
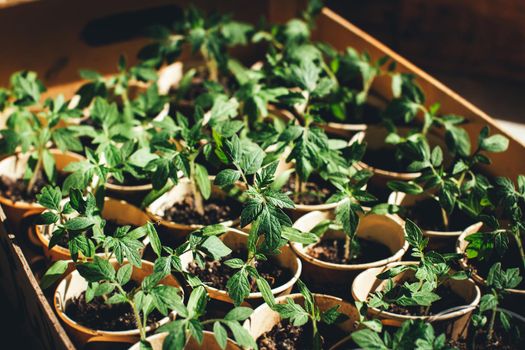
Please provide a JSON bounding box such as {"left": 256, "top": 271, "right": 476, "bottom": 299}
{"left": 180, "top": 228, "right": 302, "bottom": 306}
{"left": 129, "top": 331, "right": 240, "bottom": 350}
{"left": 351, "top": 262, "right": 481, "bottom": 340}
{"left": 54, "top": 259, "right": 183, "bottom": 347}
{"left": 0, "top": 149, "right": 84, "bottom": 232}
{"left": 292, "top": 210, "right": 407, "bottom": 298}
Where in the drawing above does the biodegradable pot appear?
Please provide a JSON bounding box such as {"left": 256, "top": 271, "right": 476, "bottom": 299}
{"left": 457, "top": 222, "right": 525, "bottom": 296}
{"left": 129, "top": 331, "right": 240, "bottom": 350}
{"left": 146, "top": 177, "right": 242, "bottom": 246}
{"left": 35, "top": 197, "right": 150, "bottom": 262}
{"left": 291, "top": 210, "right": 407, "bottom": 297}
{"left": 320, "top": 94, "right": 388, "bottom": 138}
{"left": 54, "top": 260, "right": 182, "bottom": 347}
{"left": 180, "top": 228, "right": 302, "bottom": 306}
{"left": 244, "top": 293, "right": 359, "bottom": 345}
{"left": 352, "top": 125, "right": 449, "bottom": 192}
{"left": 0, "top": 149, "right": 84, "bottom": 232}
{"left": 351, "top": 262, "right": 481, "bottom": 340}
{"left": 389, "top": 191, "right": 482, "bottom": 251}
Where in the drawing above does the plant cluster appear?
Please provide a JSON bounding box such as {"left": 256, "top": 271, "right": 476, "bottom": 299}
{"left": 0, "top": 1, "right": 523, "bottom": 349}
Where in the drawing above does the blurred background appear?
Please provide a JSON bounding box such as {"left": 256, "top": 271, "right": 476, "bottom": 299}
{"left": 327, "top": 0, "right": 525, "bottom": 140}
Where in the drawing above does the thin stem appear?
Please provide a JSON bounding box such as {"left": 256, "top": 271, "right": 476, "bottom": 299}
{"left": 487, "top": 292, "right": 498, "bottom": 343}
{"left": 293, "top": 173, "right": 301, "bottom": 203}
{"left": 190, "top": 160, "right": 205, "bottom": 216}
{"left": 27, "top": 147, "right": 44, "bottom": 194}
{"left": 440, "top": 207, "right": 449, "bottom": 231}
{"left": 512, "top": 228, "right": 525, "bottom": 273}
{"left": 344, "top": 234, "right": 351, "bottom": 262}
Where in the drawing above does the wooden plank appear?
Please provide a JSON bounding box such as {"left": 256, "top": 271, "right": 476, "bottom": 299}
{"left": 314, "top": 7, "right": 525, "bottom": 179}
{"left": 0, "top": 207, "right": 75, "bottom": 350}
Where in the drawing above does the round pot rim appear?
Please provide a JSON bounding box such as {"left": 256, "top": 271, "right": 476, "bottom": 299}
{"left": 456, "top": 223, "right": 525, "bottom": 295}
{"left": 185, "top": 228, "right": 302, "bottom": 300}
{"left": 0, "top": 149, "right": 84, "bottom": 208}
{"left": 388, "top": 191, "right": 479, "bottom": 238}
{"left": 357, "top": 160, "right": 421, "bottom": 179}
{"left": 106, "top": 181, "right": 153, "bottom": 192}
{"left": 291, "top": 211, "right": 408, "bottom": 270}
{"left": 351, "top": 261, "right": 482, "bottom": 321}
{"left": 53, "top": 260, "right": 179, "bottom": 336}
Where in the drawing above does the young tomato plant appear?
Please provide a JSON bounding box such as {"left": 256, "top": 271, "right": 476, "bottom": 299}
{"left": 387, "top": 126, "right": 509, "bottom": 231}
{"left": 155, "top": 286, "right": 256, "bottom": 350}
{"left": 368, "top": 220, "right": 467, "bottom": 316}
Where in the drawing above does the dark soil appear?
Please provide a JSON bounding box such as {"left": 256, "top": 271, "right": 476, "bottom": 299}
{"left": 320, "top": 102, "right": 383, "bottom": 125}
{"left": 257, "top": 320, "right": 347, "bottom": 350}
{"left": 187, "top": 249, "right": 293, "bottom": 292}
{"left": 404, "top": 198, "right": 477, "bottom": 232}
{"left": 65, "top": 281, "right": 163, "bottom": 331}
{"left": 362, "top": 148, "right": 413, "bottom": 173}
{"left": 163, "top": 195, "right": 240, "bottom": 226}
{"left": 0, "top": 171, "right": 67, "bottom": 203}
{"left": 282, "top": 176, "right": 334, "bottom": 206}
{"left": 107, "top": 173, "right": 150, "bottom": 187}
{"left": 384, "top": 284, "right": 466, "bottom": 316}
{"left": 306, "top": 238, "right": 391, "bottom": 264}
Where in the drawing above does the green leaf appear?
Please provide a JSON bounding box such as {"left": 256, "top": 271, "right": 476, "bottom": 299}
{"left": 214, "top": 169, "right": 240, "bottom": 187}
{"left": 116, "top": 264, "right": 132, "bottom": 285}
{"left": 281, "top": 226, "right": 318, "bottom": 244}
{"left": 36, "top": 186, "right": 62, "bottom": 211}
{"left": 213, "top": 322, "right": 228, "bottom": 350}
{"left": 224, "top": 321, "right": 257, "bottom": 350}
{"left": 387, "top": 181, "right": 424, "bottom": 195}
{"left": 194, "top": 163, "right": 211, "bottom": 200}
{"left": 40, "top": 260, "right": 69, "bottom": 289}
{"left": 36, "top": 211, "right": 59, "bottom": 225}
{"left": 224, "top": 306, "right": 253, "bottom": 321}
{"left": 480, "top": 134, "right": 509, "bottom": 153}
{"left": 202, "top": 236, "right": 232, "bottom": 260}
{"left": 64, "top": 217, "right": 94, "bottom": 231}
{"left": 351, "top": 329, "right": 388, "bottom": 350}
{"left": 405, "top": 219, "right": 426, "bottom": 250}
{"left": 76, "top": 256, "right": 116, "bottom": 282}
{"left": 226, "top": 269, "right": 251, "bottom": 305}
{"left": 146, "top": 222, "right": 162, "bottom": 258}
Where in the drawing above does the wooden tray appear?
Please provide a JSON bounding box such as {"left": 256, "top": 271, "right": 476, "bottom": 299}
{"left": 0, "top": 1, "right": 523, "bottom": 349}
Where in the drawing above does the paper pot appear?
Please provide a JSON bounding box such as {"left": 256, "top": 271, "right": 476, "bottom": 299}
{"left": 54, "top": 260, "right": 182, "bottom": 347}
{"left": 180, "top": 228, "right": 302, "bottom": 306}
{"left": 129, "top": 331, "right": 240, "bottom": 350}
{"left": 457, "top": 222, "right": 525, "bottom": 296}
{"left": 351, "top": 261, "right": 481, "bottom": 340}
{"left": 291, "top": 210, "right": 407, "bottom": 297}
{"left": 0, "top": 149, "right": 84, "bottom": 232}
{"left": 244, "top": 293, "right": 359, "bottom": 346}
{"left": 146, "top": 177, "right": 242, "bottom": 246}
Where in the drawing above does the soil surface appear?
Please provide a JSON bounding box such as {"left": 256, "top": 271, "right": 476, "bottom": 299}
{"left": 163, "top": 195, "right": 240, "bottom": 226}
{"left": 187, "top": 249, "right": 293, "bottom": 292}
{"left": 0, "top": 176, "right": 47, "bottom": 203}
{"left": 306, "top": 238, "right": 391, "bottom": 264}
{"left": 65, "top": 281, "right": 163, "bottom": 331}
{"left": 282, "top": 176, "right": 334, "bottom": 206}
{"left": 449, "top": 326, "right": 523, "bottom": 350}
{"left": 257, "top": 320, "right": 347, "bottom": 350}
{"left": 403, "top": 197, "right": 476, "bottom": 232}
{"left": 384, "top": 284, "right": 466, "bottom": 316}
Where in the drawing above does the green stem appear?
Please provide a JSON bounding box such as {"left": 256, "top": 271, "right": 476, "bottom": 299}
{"left": 27, "top": 147, "right": 44, "bottom": 194}
{"left": 512, "top": 228, "right": 525, "bottom": 273}
{"left": 487, "top": 292, "right": 498, "bottom": 343}
{"left": 441, "top": 207, "right": 449, "bottom": 231}
{"left": 344, "top": 234, "right": 351, "bottom": 262}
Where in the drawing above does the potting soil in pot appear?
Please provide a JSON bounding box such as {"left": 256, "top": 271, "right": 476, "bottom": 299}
{"left": 257, "top": 320, "right": 348, "bottom": 350}
{"left": 306, "top": 237, "right": 391, "bottom": 264}
{"left": 64, "top": 281, "right": 163, "bottom": 331}
{"left": 163, "top": 196, "right": 240, "bottom": 225}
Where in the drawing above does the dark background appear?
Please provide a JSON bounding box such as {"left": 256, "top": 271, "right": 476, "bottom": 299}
{"left": 327, "top": 0, "right": 525, "bottom": 136}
